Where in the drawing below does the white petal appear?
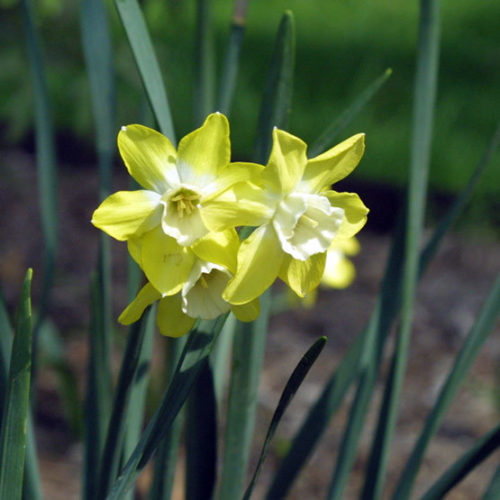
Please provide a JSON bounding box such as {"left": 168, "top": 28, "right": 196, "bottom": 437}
{"left": 274, "top": 193, "right": 344, "bottom": 261}
{"left": 182, "top": 261, "right": 232, "bottom": 319}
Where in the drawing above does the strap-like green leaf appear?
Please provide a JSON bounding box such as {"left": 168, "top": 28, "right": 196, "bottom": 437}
{"left": 217, "top": 0, "right": 250, "bottom": 115}
{"left": 193, "top": 0, "right": 216, "bottom": 126}
{"left": 361, "top": 1, "right": 441, "bottom": 497}
{"left": 393, "top": 275, "right": 500, "bottom": 499}
{"left": 0, "top": 290, "right": 41, "bottom": 500}
{"left": 97, "top": 311, "right": 151, "bottom": 498}
{"left": 185, "top": 360, "right": 218, "bottom": 500}
{"left": 254, "top": 10, "right": 295, "bottom": 164}
{"left": 483, "top": 463, "right": 500, "bottom": 500}
{"left": 21, "top": 0, "right": 58, "bottom": 372}
{"left": 217, "top": 298, "right": 271, "bottom": 500}
{"left": 243, "top": 337, "right": 326, "bottom": 500}
{"left": 308, "top": 68, "right": 392, "bottom": 158}
{"left": 148, "top": 337, "right": 187, "bottom": 500}
{"left": 0, "top": 269, "right": 33, "bottom": 500}
{"left": 107, "top": 316, "right": 228, "bottom": 499}
{"left": 84, "top": 272, "right": 113, "bottom": 500}
{"left": 421, "top": 424, "right": 500, "bottom": 500}
{"left": 114, "top": 0, "right": 176, "bottom": 143}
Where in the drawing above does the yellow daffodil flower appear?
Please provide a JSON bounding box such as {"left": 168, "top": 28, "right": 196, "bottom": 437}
{"left": 223, "top": 128, "right": 369, "bottom": 305}
{"left": 284, "top": 237, "right": 361, "bottom": 309}
{"left": 118, "top": 255, "right": 260, "bottom": 338}
{"left": 91, "top": 113, "right": 263, "bottom": 248}
{"left": 321, "top": 236, "right": 360, "bottom": 289}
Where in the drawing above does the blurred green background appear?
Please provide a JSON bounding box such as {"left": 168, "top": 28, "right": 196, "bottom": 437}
{"left": 1, "top": 0, "right": 499, "bottom": 231}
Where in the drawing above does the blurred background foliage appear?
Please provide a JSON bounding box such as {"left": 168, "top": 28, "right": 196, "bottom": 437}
{"left": 1, "top": 0, "right": 499, "bottom": 231}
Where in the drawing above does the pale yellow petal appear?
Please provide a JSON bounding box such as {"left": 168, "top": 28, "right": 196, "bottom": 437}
{"left": 202, "top": 162, "right": 264, "bottom": 201}
{"left": 191, "top": 229, "right": 239, "bottom": 273}
{"left": 157, "top": 294, "right": 196, "bottom": 337}
{"left": 223, "top": 224, "right": 283, "bottom": 305}
{"left": 118, "top": 283, "right": 161, "bottom": 325}
{"left": 91, "top": 190, "right": 162, "bottom": 241}
{"left": 279, "top": 252, "right": 326, "bottom": 297}
{"left": 177, "top": 113, "right": 230, "bottom": 182}
{"left": 263, "top": 128, "right": 308, "bottom": 194}
{"left": 325, "top": 191, "right": 369, "bottom": 239}
{"left": 301, "top": 134, "right": 365, "bottom": 192}
{"left": 141, "top": 227, "right": 195, "bottom": 296}
{"left": 231, "top": 298, "right": 260, "bottom": 322}
{"left": 321, "top": 253, "right": 356, "bottom": 289}
{"left": 118, "top": 124, "right": 179, "bottom": 192}
{"left": 201, "top": 182, "right": 274, "bottom": 232}
{"left": 127, "top": 237, "right": 142, "bottom": 266}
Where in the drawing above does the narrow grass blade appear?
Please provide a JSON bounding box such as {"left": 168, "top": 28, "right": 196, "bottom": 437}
{"left": 0, "top": 291, "right": 41, "bottom": 500}
{"left": 420, "top": 121, "right": 500, "bottom": 272}
{"left": 421, "top": 424, "right": 500, "bottom": 500}
{"left": 254, "top": 10, "right": 295, "bottom": 163}
{"left": 185, "top": 359, "right": 217, "bottom": 500}
{"left": 210, "top": 313, "right": 236, "bottom": 405}
{"left": 80, "top": 0, "right": 115, "bottom": 197}
{"left": 84, "top": 272, "right": 113, "bottom": 500}
{"left": 21, "top": 0, "right": 58, "bottom": 365}
{"left": 483, "top": 463, "right": 500, "bottom": 500}
{"left": 309, "top": 68, "right": 392, "bottom": 157}
{"left": 361, "top": 2, "right": 441, "bottom": 497}
{"left": 193, "top": 0, "right": 216, "bottom": 125}
{"left": 243, "top": 337, "right": 327, "bottom": 500}
{"left": 108, "top": 316, "right": 228, "bottom": 499}
{"left": 148, "top": 336, "right": 187, "bottom": 500}
{"left": 97, "top": 311, "right": 151, "bottom": 498}
{"left": 114, "top": 0, "right": 176, "bottom": 142}
{"left": 392, "top": 274, "right": 500, "bottom": 499}
{"left": 217, "top": 0, "right": 250, "bottom": 115}
{"left": 217, "top": 295, "right": 271, "bottom": 500}
{"left": 121, "top": 304, "right": 155, "bottom": 500}
{"left": 0, "top": 269, "right": 33, "bottom": 499}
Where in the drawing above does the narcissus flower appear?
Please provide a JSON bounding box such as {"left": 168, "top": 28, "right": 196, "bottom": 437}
{"left": 119, "top": 251, "right": 260, "bottom": 337}
{"left": 321, "top": 236, "right": 360, "bottom": 289}
{"left": 91, "top": 113, "right": 262, "bottom": 248}
{"left": 223, "top": 128, "right": 369, "bottom": 305}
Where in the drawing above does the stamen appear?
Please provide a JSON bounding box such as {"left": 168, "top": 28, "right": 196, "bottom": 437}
{"left": 199, "top": 275, "right": 209, "bottom": 288}
{"left": 300, "top": 214, "right": 319, "bottom": 228}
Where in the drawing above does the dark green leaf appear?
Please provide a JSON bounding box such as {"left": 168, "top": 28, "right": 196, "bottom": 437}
{"left": 361, "top": 2, "right": 441, "bottom": 497}
{"left": 114, "top": 0, "right": 176, "bottom": 143}
{"left": 108, "top": 316, "right": 228, "bottom": 499}
{"left": 98, "top": 311, "right": 151, "bottom": 498}
{"left": 421, "top": 425, "right": 500, "bottom": 500}
{"left": 217, "top": 0, "right": 249, "bottom": 115}
{"left": 185, "top": 360, "right": 217, "bottom": 500}
{"left": 243, "top": 337, "right": 326, "bottom": 500}
{"left": 254, "top": 10, "right": 295, "bottom": 163}
{"left": 309, "top": 68, "right": 392, "bottom": 157}
{"left": 193, "top": 0, "right": 216, "bottom": 125}
{"left": 0, "top": 270, "right": 33, "bottom": 500}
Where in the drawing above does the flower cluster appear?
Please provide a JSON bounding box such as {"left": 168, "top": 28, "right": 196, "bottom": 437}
{"left": 92, "top": 113, "right": 368, "bottom": 337}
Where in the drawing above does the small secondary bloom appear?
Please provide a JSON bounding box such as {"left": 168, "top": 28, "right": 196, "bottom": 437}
{"left": 321, "top": 236, "right": 360, "bottom": 289}
{"left": 223, "top": 128, "right": 369, "bottom": 304}
{"left": 91, "top": 113, "right": 262, "bottom": 249}
{"left": 119, "top": 250, "right": 260, "bottom": 337}
{"left": 287, "top": 236, "right": 361, "bottom": 309}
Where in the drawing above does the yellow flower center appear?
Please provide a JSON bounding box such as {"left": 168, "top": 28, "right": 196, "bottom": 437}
{"left": 169, "top": 188, "right": 201, "bottom": 218}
